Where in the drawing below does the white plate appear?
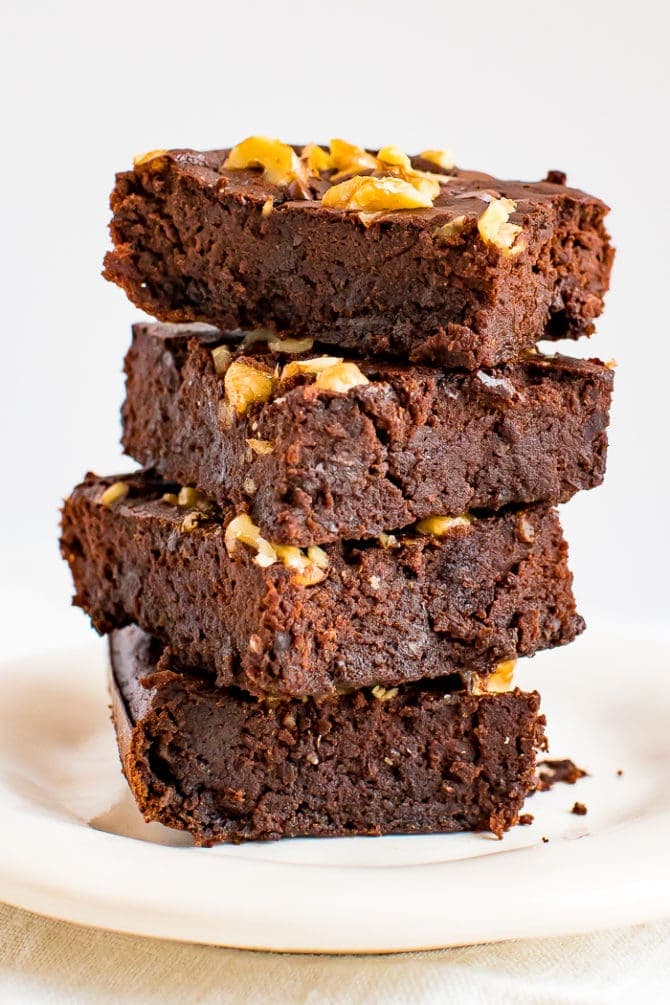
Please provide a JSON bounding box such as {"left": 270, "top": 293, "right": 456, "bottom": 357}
{"left": 0, "top": 628, "right": 668, "bottom": 953}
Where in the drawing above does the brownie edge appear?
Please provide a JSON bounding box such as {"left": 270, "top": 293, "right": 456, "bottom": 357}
{"left": 109, "top": 625, "right": 547, "bottom": 845}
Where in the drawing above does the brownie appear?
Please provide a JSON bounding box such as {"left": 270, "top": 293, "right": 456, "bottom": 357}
{"left": 122, "top": 322, "right": 613, "bottom": 546}
{"left": 61, "top": 472, "right": 583, "bottom": 698}
{"left": 103, "top": 145, "right": 613, "bottom": 367}
{"left": 109, "top": 625, "right": 547, "bottom": 844}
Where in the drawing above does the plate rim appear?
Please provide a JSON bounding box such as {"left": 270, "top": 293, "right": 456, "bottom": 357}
{"left": 1, "top": 639, "right": 669, "bottom": 953}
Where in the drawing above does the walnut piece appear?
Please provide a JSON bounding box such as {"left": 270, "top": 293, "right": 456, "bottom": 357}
{"left": 371, "top": 685, "right": 399, "bottom": 702}
{"left": 472, "top": 659, "right": 516, "bottom": 695}
{"left": 377, "top": 145, "right": 413, "bottom": 171}
{"left": 266, "top": 336, "right": 315, "bottom": 354}
{"left": 322, "top": 174, "right": 439, "bottom": 212}
{"left": 224, "top": 360, "right": 275, "bottom": 416}
{"left": 224, "top": 514, "right": 278, "bottom": 568}
{"left": 224, "top": 136, "right": 307, "bottom": 188}
{"left": 415, "top": 514, "right": 472, "bottom": 536}
{"left": 419, "top": 148, "right": 456, "bottom": 171}
{"left": 246, "top": 438, "right": 274, "bottom": 455}
{"left": 211, "top": 345, "right": 232, "bottom": 374}
{"left": 434, "top": 215, "right": 467, "bottom": 241}
{"left": 517, "top": 514, "right": 536, "bottom": 543}
{"left": 275, "top": 544, "right": 329, "bottom": 586}
{"left": 181, "top": 511, "right": 202, "bottom": 533}
{"left": 280, "top": 356, "right": 343, "bottom": 382}
{"left": 132, "top": 149, "right": 168, "bottom": 168}
{"left": 477, "top": 197, "right": 524, "bottom": 253}
{"left": 329, "top": 138, "right": 378, "bottom": 178}
{"left": 225, "top": 515, "right": 329, "bottom": 584}
{"left": 241, "top": 329, "right": 276, "bottom": 346}
{"left": 280, "top": 356, "right": 368, "bottom": 393}
{"left": 301, "top": 143, "right": 332, "bottom": 174}
{"left": 314, "top": 361, "right": 369, "bottom": 393}
{"left": 177, "top": 486, "right": 211, "bottom": 511}
{"left": 99, "top": 481, "right": 129, "bottom": 508}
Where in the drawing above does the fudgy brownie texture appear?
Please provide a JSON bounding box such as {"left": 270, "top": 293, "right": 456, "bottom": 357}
{"left": 110, "top": 625, "right": 547, "bottom": 844}
{"left": 123, "top": 323, "right": 613, "bottom": 546}
{"left": 103, "top": 148, "right": 613, "bottom": 367}
{"left": 61, "top": 472, "right": 584, "bottom": 698}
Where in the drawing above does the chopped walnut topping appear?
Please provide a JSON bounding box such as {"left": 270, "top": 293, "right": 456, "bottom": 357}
{"left": 434, "top": 215, "right": 467, "bottom": 241}
{"left": 377, "top": 145, "right": 413, "bottom": 171}
{"left": 99, "top": 481, "right": 129, "bottom": 508}
{"left": 224, "top": 360, "right": 275, "bottom": 416}
{"left": 301, "top": 143, "right": 332, "bottom": 174}
{"left": 322, "top": 174, "right": 439, "bottom": 212}
{"left": 419, "top": 148, "right": 456, "bottom": 171}
{"left": 132, "top": 149, "right": 168, "bottom": 168}
{"left": 266, "top": 336, "right": 315, "bottom": 354}
{"left": 246, "top": 438, "right": 274, "bottom": 455}
{"left": 371, "top": 685, "right": 399, "bottom": 702}
{"left": 211, "top": 344, "right": 232, "bottom": 374}
{"left": 243, "top": 477, "right": 257, "bottom": 495}
{"left": 369, "top": 575, "right": 381, "bottom": 590}
{"left": 378, "top": 533, "right": 399, "bottom": 549}
{"left": 477, "top": 198, "right": 524, "bottom": 253}
{"left": 225, "top": 514, "right": 278, "bottom": 568}
{"left": 329, "top": 138, "right": 378, "bottom": 179}
{"left": 314, "top": 361, "right": 369, "bottom": 393}
{"left": 306, "top": 752, "right": 320, "bottom": 766}
{"left": 224, "top": 136, "right": 307, "bottom": 188}
{"left": 415, "top": 514, "right": 472, "bottom": 536}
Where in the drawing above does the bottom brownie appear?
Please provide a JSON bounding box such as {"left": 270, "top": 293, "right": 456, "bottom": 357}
{"left": 109, "top": 625, "right": 547, "bottom": 845}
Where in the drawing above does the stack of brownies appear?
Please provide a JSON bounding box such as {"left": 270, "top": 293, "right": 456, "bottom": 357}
{"left": 61, "top": 138, "right": 614, "bottom": 845}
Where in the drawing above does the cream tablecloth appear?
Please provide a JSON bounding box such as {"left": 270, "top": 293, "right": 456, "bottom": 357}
{"left": 1, "top": 903, "right": 668, "bottom": 1004}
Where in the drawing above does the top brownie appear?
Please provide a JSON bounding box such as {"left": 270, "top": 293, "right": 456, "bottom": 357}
{"left": 103, "top": 139, "right": 614, "bottom": 368}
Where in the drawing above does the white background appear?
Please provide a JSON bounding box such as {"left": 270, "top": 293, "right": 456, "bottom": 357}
{"left": 1, "top": 0, "right": 668, "bottom": 658}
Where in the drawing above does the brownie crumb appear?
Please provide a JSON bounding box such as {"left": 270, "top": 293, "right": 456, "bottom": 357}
{"left": 571, "top": 802, "right": 588, "bottom": 816}
{"left": 616, "top": 769, "right": 624, "bottom": 777}
{"left": 541, "top": 836, "right": 549, "bottom": 843}
{"left": 536, "top": 758, "right": 588, "bottom": 791}
{"left": 518, "top": 813, "right": 534, "bottom": 825}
